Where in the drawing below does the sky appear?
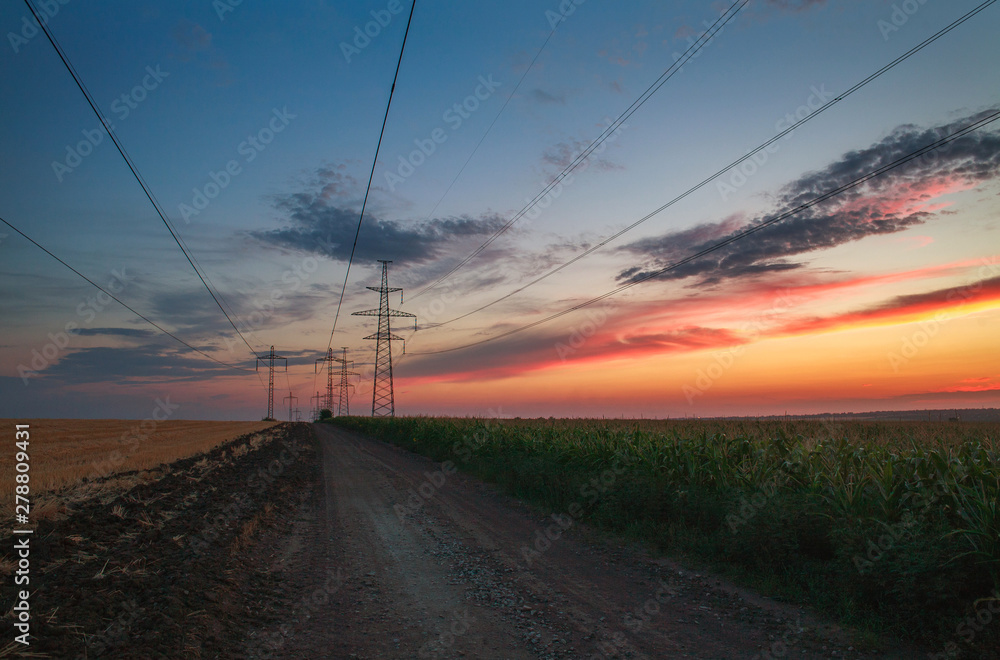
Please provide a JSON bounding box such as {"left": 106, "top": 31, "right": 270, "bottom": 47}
{"left": 0, "top": 0, "right": 998, "bottom": 421}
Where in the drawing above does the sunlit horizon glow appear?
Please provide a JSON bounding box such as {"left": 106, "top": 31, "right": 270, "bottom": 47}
{"left": 0, "top": 1, "right": 998, "bottom": 420}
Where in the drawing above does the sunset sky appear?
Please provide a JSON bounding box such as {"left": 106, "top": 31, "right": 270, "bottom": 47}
{"left": 1, "top": 0, "right": 998, "bottom": 420}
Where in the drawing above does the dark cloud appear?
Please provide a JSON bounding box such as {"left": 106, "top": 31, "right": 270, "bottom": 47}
{"left": 530, "top": 88, "right": 566, "bottom": 104}
{"left": 869, "top": 274, "right": 1000, "bottom": 314}
{"left": 73, "top": 327, "right": 156, "bottom": 338}
{"left": 780, "top": 274, "right": 1000, "bottom": 336}
{"left": 253, "top": 181, "right": 507, "bottom": 265}
{"left": 138, "top": 280, "right": 337, "bottom": 349}
{"left": 763, "top": 0, "right": 828, "bottom": 12}
{"left": 30, "top": 345, "right": 242, "bottom": 385}
{"left": 617, "top": 110, "right": 1000, "bottom": 286}
{"left": 542, "top": 137, "right": 624, "bottom": 174}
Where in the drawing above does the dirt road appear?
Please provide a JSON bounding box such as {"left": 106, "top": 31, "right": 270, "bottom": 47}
{"left": 252, "top": 424, "right": 906, "bottom": 659}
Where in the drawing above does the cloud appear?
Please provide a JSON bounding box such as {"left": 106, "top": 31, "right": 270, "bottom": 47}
{"left": 169, "top": 19, "right": 233, "bottom": 85}
{"left": 250, "top": 163, "right": 508, "bottom": 266}
{"left": 541, "top": 136, "right": 624, "bottom": 175}
{"left": 73, "top": 327, "right": 157, "bottom": 338}
{"left": 778, "top": 274, "right": 1000, "bottom": 336}
{"left": 529, "top": 88, "right": 566, "bottom": 105}
{"left": 170, "top": 19, "right": 212, "bottom": 60}
{"left": 763, "top": 0, "right": 828, "bottom": 12}
{"left": 617, "top": 110, "right": 1000, "bottom": 285}
{"left": 29, "top": 345, "right": 242, "bottom": 385}
{"left": 252, "top": 203, "right": 506, "bottom": 267}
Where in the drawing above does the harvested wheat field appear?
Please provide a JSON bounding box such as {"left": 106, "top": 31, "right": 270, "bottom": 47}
{"left": 0, "top": 419, "right": 278, "bottom": 520}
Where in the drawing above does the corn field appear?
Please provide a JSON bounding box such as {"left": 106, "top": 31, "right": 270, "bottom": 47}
{"left": 332, "top": 416, "right": 1000, "bottom": 649}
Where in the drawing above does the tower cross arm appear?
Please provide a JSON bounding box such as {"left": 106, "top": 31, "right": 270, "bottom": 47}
{"left": 352, "top": 308, "right": 415, "bottom": 318}
{"left": 363, "top": 332, "right": 405, "bottom": 341}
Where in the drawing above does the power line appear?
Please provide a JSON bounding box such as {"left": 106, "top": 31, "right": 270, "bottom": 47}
{"left": 408, "top": 0, "right": 750, "bottom": 301}
{"left": 312, "top": 0, "right": 415, "bottom": 408}
{"left": 25, "top": 0, "right": 262, "bottom": 359}
{"left": 426, "top": 0, "right": 998, "bottom": 328}
{"left": 323, "top": 0, "right": 416, "bottom": 353}
{"left": 407, "top": 110, "right": 1000, "bottom": 355}
{"left": 0, "top": 214, "right": 257, "bottom": 375}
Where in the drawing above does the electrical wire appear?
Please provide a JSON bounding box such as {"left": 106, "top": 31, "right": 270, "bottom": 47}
{"left": 426, "top": 0, "right": 998, "bottom": 328}
{"left": 408, "top": 0, "right": 751, "bottom": 301}
{"left": 312, "top": 0, "right": 416, "bottom": 406}
{"left": 25, "top": 0, "right": 263, "bottom": 359}
{"left": 0, "top": 214, "right": 256, "bottom": 374}
{"left": 407, "top": 109, "right": 1000, "bottom": 355}
{"left": 322, "top": 0, "right": 416, "bottom": 352}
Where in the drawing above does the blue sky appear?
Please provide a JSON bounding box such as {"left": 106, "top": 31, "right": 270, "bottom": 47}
{"left": 1, "top": 0, "right": 998, "bottom": 420}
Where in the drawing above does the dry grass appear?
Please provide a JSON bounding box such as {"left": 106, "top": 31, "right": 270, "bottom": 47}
{"left": 0, "top": 419, "right": 278, "bottom": 521}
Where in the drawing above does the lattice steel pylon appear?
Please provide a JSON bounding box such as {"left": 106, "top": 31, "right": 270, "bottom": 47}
{"left": 315, "top": 349, "right": 336, "bottom": 411}
{"left": 283, "top": 391, "right": 297, "bottom": 423}
{"left": 255, "top": 346, "right": 287, "bottom": 421}
{"left": 333, "top": 347, "right": 359, "bottom": 416}
{"left": 310, "top": 391, "right": 323, "bottom": 420}
{"left": 352, "top": 261, "right": 415, "bottom": 417}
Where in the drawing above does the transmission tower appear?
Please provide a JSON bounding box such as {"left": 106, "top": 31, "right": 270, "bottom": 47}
{"left": 315, "top": 349, "right": 336, "bottom": 411}
{"left": 283, "top": 391, "right": 297, "bottom": 423}
{"left": 310, "top": 391, "right": 323, "bottom": 420}
{"left": 352, "top": 261, "right": 415, "bottom": 417}
{"left": 333, "top": 347, "right": 359, "bottom": 416}
{"left": 255, "top": 346, "right": 287, "bottom": 421}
